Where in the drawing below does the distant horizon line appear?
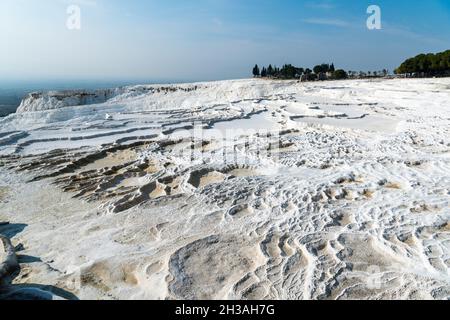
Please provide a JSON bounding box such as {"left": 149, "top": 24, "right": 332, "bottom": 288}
{"left": 0, "top": 76, "right": 253, "bottom": 90}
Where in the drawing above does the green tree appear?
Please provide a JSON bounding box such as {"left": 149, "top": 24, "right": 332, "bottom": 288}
{"left": 395, "top": 50, "right": 450, "bottom": 76}
{"left": 261, "top": 67, "right": 267, "bottom": 77}
{"left": 280, "top": 64, "right": 297, "bottom": 79}
{"left": 267, "top": 64, "right": 274, "bottom": 77}
{"left": 273, "top": 66, "right": 280, "bottom": 77}
{"left": 321, "top": 64, "right": 330, "bottom": 73}
{"left": 252, "top": 64, "right": 260, "bottom": 77}
{"left": 333, "top": 69, "right": 348, "bottom": 80}
{"left": 313, "top": 65, "right": 323, "bottom": 74}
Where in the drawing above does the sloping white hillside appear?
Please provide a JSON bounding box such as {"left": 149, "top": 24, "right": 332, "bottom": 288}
{"left": 0, "top": 78, "right": 449, "bottom": 300}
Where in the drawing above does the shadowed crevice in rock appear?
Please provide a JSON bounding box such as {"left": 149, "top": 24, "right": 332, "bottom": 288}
{"left": 0, "top": 224, "right": 78, "bottom": 300}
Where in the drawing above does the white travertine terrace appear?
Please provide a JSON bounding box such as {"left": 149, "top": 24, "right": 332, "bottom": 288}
{"left": 0, "top": 78, "right": 449, "bottom": 300}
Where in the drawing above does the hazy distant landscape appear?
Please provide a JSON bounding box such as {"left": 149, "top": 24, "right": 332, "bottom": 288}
{"left": 0, "top": 88, "right": 22, "bottom": 117}
{"left": 0, "top": 80, "right": 177, "bottom": 117}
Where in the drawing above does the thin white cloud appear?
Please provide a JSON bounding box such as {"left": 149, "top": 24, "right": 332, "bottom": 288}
{"left": 303, "top": 18, "right": 349, "bottom": 27}
{"left": 381, "top": 23, "right": 447, "bottom": 46}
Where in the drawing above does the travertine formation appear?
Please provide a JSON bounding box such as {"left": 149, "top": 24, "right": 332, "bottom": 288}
{"left": 0, "top": 78, "right": 449, "bottom": 300}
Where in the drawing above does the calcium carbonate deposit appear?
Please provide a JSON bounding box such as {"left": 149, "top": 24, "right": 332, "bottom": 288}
{"left": 0, "top": 78, "right": 449, "bottom": 300}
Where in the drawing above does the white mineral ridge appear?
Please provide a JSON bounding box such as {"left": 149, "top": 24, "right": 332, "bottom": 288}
{"left": 0, "top": 78, "right": 449, "bottom": 300}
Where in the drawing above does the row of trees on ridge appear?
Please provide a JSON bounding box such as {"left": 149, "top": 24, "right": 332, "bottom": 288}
{"left": 395, "top": 50, "right": 450, "bottom": 77}
{"left": 252, "top": 63, "right": 348, "bottom": 81}
{"left": 251, "top": 50, "right": 450, "bottom": 81}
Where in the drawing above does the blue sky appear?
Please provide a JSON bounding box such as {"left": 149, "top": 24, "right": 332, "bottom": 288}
{"left": 1, "top": 0, "right": 449, "bottom": 82}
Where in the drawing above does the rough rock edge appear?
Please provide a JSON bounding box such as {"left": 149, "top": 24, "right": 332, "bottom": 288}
{"left": 0, "top": 234, "right": 19, "bottom": 285}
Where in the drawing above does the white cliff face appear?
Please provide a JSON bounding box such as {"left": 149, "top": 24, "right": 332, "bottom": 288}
{"left": 0, "top": 78, "right": 449, "bottom": 300}
{"left": 16, "top": 89, "right": 120, "bottom": 113}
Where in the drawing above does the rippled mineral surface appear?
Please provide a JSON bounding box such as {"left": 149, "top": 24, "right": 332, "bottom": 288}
{"left": 0, "top": 78, "right": 449, "bottom": 300}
